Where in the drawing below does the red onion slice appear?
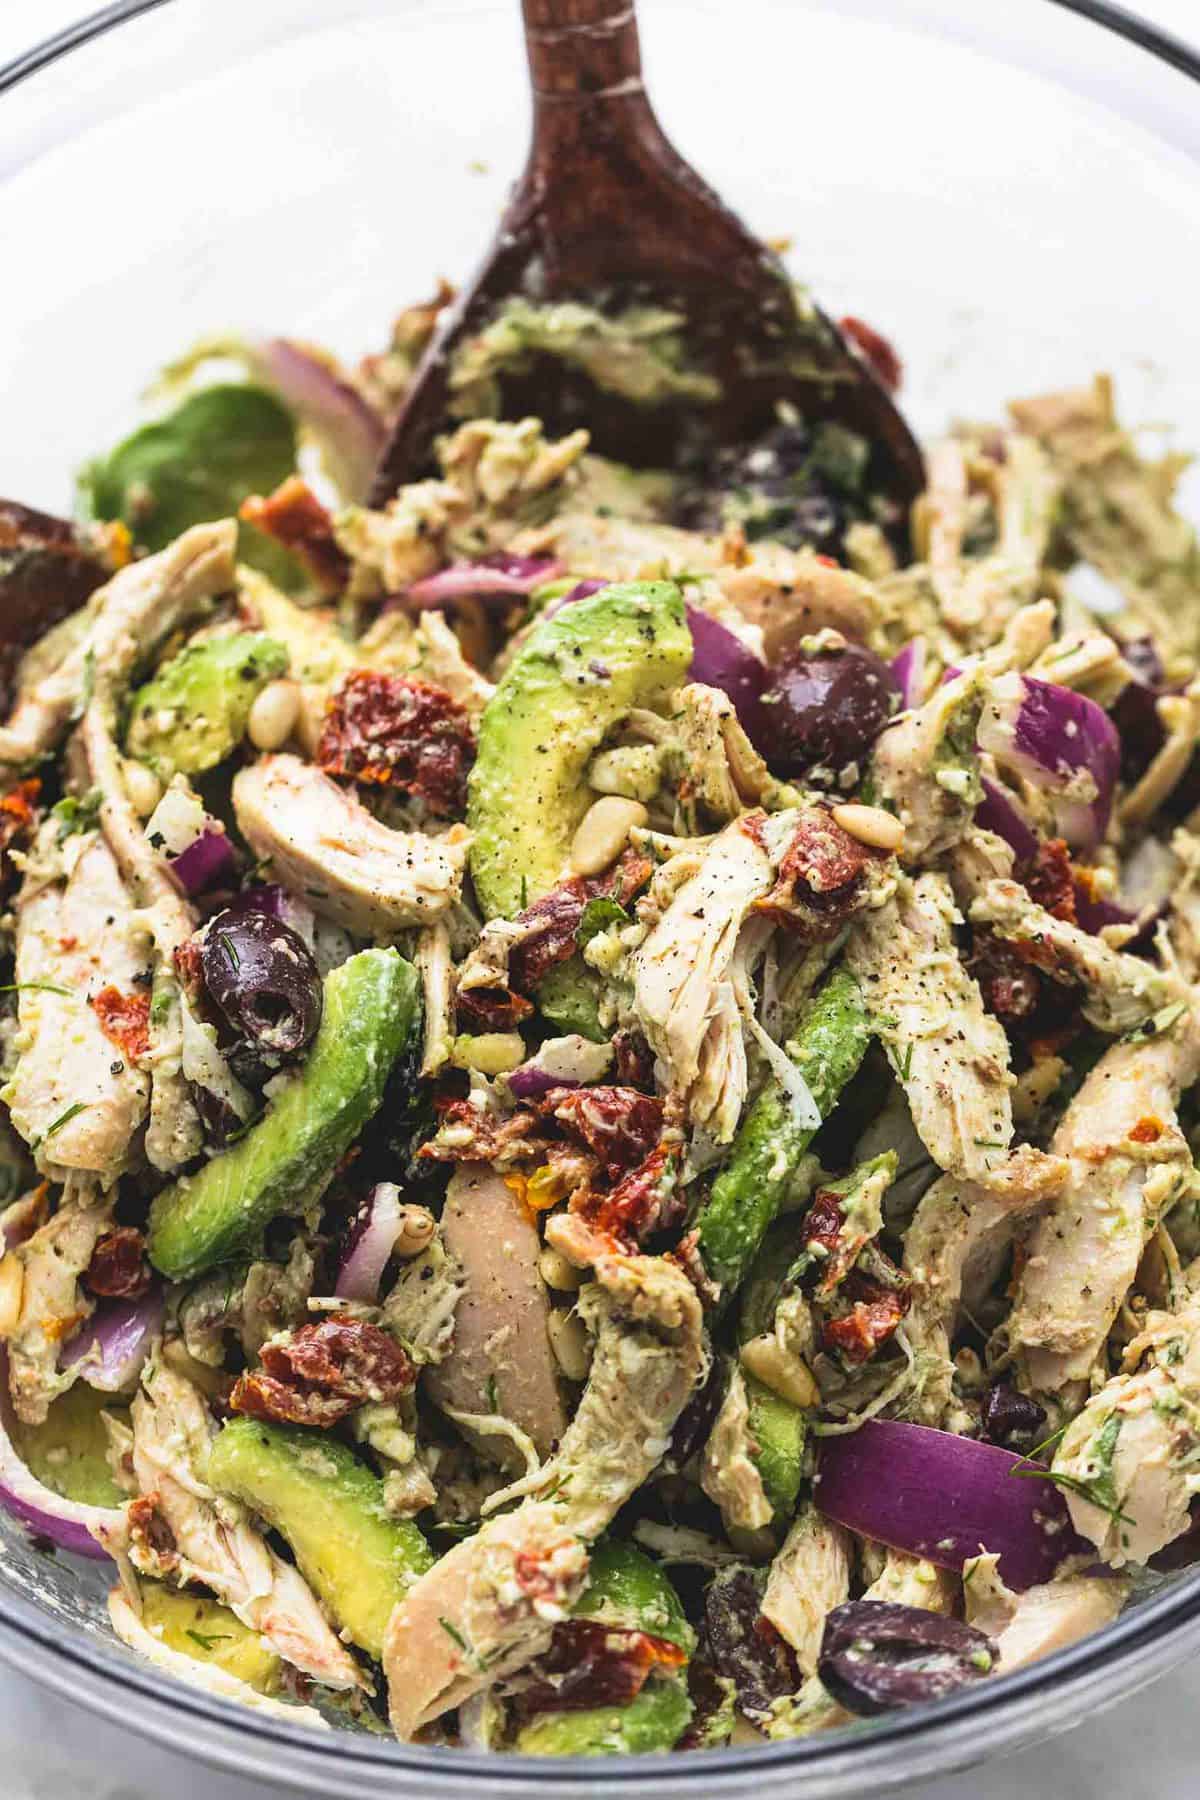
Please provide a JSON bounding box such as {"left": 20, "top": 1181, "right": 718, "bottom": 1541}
{"left": 508, "top": 1034, "right": 614, "bottom": 1100}
{"left": 0, "top": 1355, "right": 120, "bottom": 1560}
{"left": 402, "top": 554, "right": 563, "bottom": 610}
{"left": 975, "top": 777, "right": 1040, "bottom": 865}
{"left": 890, "top": 638, "right": 927, "bottom": 711}
{"left": 250, "top": 338, "right": 385, "bottom": 502}
{"left": 978, "top": 673, "right": 1119, "bottom": 851}
{"left": 61, "top": 1287, "right": 164, "bottom": 1394}
{"left": 335, "top": 1182, "right": 405, "bottom": 1303}
{"left": 815, "top": 1418, "right": 1091, "bottom": 1591}
{"left": 685, "top": 604, "right": 768, "bottom": 746}
{"left": 169, "top": 826, "right": 237, "bottom": 898}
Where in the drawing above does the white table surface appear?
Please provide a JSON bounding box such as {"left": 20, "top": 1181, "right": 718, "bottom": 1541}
{"left": 2, "top": 0, "right": 1200, "bottom": 1794}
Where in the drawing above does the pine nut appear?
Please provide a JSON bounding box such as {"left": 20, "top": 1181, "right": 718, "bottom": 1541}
{"left": 538, "top": 1247, "right": 583, "bottom": 1292}
{"left": 0, "top": 1253, "right": 22, "bottom": 1340}
{"left": 739, "top": 1333, "right": 819, "bottom": 1409}
{"left": 547, "top": 1307, "right": 592, "bottom": 1382}
{"left": 247, "top": 679, "right": 301, "bottom": 752}
{"left": 570, "top": 796, "right": 648, "bottom": 877}
{"left": 831, "top": 802, "right": 904, "bottom": 853}
{"left": 122, "top": 759, "right": 162, "bottom": 819}
{"left": 394, "top": 1205, "right": 436, "bottom": 1258}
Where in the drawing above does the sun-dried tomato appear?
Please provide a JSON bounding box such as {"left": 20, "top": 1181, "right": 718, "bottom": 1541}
{"left": 612, "top": 1028, "right": 656, "bottom": 1092}
{"left": 318, "top": 670, "right": 475, "bottom": 815}
{"left": 127, "top": 1494, "right": 180, "bottom": 1578}
{"left": 970, "top": 933, "right": 1042, "bottom": 1023}
{"left": 755, "top": 808, "right": 884, "bottom": 938}
{"left": 577, "top": 1141, "right": 682, "bottom": 1247}
{"left": 418, "top": 1096, "right": 553, "bottom": 1168}
{"left": 516, "top": 1618, "right": 686, "bottom": 1717}
{"left": 1130, "top": 1116, "right": 1164, "bottom": 1144}
{"left": 0, "top": 503, "right": 109, "bottom": 713}
{"left": 508, "top": 851, "right": 653, "bottom": 993}
{"left": 455, "top": 985, "right": 535, "bottom": 1031}
{"left": 821, "top": 1273, "right": 911, "bottom": 1364}
{"left": 1022, "top": 838, "right": 1076, "bottom": 923}
{"left": 90, "top": 987, "right": 151, "bottom": 1062}
{"left": 86, "top": 1226, "right": 152, "bottom": 1299}
{"left": 535, "top": 1086, "right": 664, "bottom": 1184}
{"left": 240, "top": 475, "right": 350, "bottom": 593}
{"left": 839, "top": 316, "right": 903, "bottom": 394}
{"left": 0, "top": 778, "right": 40, "bottom": 891}
{"left": 230, "top": 1315, "right": 414, "bottom": 1428}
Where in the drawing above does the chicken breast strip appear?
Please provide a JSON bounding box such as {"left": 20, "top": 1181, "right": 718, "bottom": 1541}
{"left": 847, "top": 872, "right": 1014, "bottom": 1182}
{"left": 111, "top": 1360, "right": 364, "bottom": 1690}
{"left": 903, "top": 1148, "right": 1069, "bottom": 1427}
{"left": 1007, "top": 1008, "right": 1200, "bottom": 1398}
{"left": 382, "top": 1216, "right": 705, "bottom": 1738}
{"left": 0, "top": 521, "right": 236, "bottom": 768}
{"left": 631, "top": 811, "right": 774, "bottom": 1140}
{"left": 4, "top": 825, "right": 151, "bottom": 1183}
{"left": 233, "top": 754, "right": 469, "bottom": 936}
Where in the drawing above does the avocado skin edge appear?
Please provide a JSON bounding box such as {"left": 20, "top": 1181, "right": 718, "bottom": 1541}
{"left": 148, "top": 947, "right": 420, "bottom": 1281}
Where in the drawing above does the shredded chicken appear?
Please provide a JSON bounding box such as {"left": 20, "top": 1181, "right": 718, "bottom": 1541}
{"left": 1008, "top": 1008, "right": 1200, "bottom": 1397}
{"left": 761, "top": 1505, "right": 852, "bottom": 1677}
{"left": 8, "top": 1181, "right": 111, "bottom": 1424}
{"left": 847, "top": 873, "right": 1014, "bottom": 1181}
{"left": 112, "top": 1359, "right": 363, "bottom": 1690}
{"left": 233, "top": 753, "right": 469, "bottom": 934}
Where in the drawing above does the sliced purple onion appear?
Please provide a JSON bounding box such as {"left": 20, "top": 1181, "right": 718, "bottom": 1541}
{"left": 685, "top": 604, "right": 768, "bottom": 745}
{"left": 815, "top": 1418, "right": 1091, "bottom": 1591}
{"left": 250, "top": 338, "right": 385, "bottom": 502}
{"left": 402, "top": 553, "right": 563, "bottom": 610}
{"left": 61, "top": 1287, "right": 163, "bottom": 1394}
{"left": 507, "top": 1034, "right": 615, "bottom": 1100}
{"left": 890, "top": 638, "right": 927, "bottom": 711}
{"left": 335, "top": 1182, "right": 405, "bottom": 1303}
{"left": 0, "top": 1355, "right": 119, "bottom": 1559}
{"left": 975, "top": 777, "right": 1039, "bottom": 865}
{"left": 977, "top": 673, "right": 1119, "bottom": 851}
{"left": 169, "top": 827, "right": 237, "bottom": 898}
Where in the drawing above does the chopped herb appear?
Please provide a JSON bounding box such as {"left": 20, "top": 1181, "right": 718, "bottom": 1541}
{"left": 577, "top": 895, "right": 630, "bottom": 947}
{"left": 30, "top": 1100, "right": 90, "bottom": 1150}
{"left": 438, "top": 1616, "right": 471, "bottom": 1657}
{"left": 485, "top": 1375, "right": 499, "bottom": 1413}
{"left": 519, "top": 874, "right": 529, "bottom": 910}
{"left": 0, "top": 982, "right": 71, "bottom": 998}
{"left": 149, "top": 990, "right": 172, "bottom": 1027}
{"left": 50, "top": 788, "right": 102, "bottom": 843}
{"left": 185, "top": 1628, "right": 232, "bottom": 1652}
{"left": 219, "top": 932, "right": 241, "bottom": 971}
{"left": 68, "top": 649, "right": 96, "bottom": 725}
{"left": 897, "top": 1042, "right": 914, "bottom": 1082}
{"left": 1125, "top": 1002, "right": 1188, "bottom": 1044}
{"left": 971, "top": 1139, "right": 1006, "bottom": 1150}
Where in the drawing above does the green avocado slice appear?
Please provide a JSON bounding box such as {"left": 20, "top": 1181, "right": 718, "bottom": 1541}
{"left": 148, "top": 948, "right": 420, "bottom": 1281}
{"left": 138, "top": 1582, "right": 283, "bottom": 1694}
{"left": 515, "top": 1676, "right": 693, "bottom": 1757}
{"left": 467, "top": 581, "right": 691, "bottom": 920}
{"left": 575, "top": 1538, "right": 695, "bottom": 1654}
{"left": 126, "top": 630, "right": 289, "bottom": 776}
{"left": 207, "top": 1418, "right": 434, "bottom": 1662}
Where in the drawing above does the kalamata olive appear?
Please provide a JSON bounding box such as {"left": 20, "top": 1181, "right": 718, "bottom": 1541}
{"left": 981, "top": 1382, "right": 1048, "bottom": 1451}
{"left": 818, "top": 1601, "right": 998, "bottom": 1717}
{"left": 667, "top": 1358, "right": 724, "bottom": 1470}
{"left": 761, "top": 643, "right": 901, "bottom": 780}
{"left": 201, "top": 908, "right": 323, "bottom": 1063}
{"left": 703, "top": 1566, "right": 798, "bottom": 1717}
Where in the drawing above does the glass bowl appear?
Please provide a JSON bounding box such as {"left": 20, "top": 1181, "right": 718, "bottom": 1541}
{"left": 1, "top": 1, "right": 1199, "bottom": 1793}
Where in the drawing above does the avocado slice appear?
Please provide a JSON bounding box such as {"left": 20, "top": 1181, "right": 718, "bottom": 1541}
{"left": 148, "top": 948, "right": 420, "bottom": 1280}
{"left": 512, "top": 1540, "right": 694, "bottom": 1755}
{"left": 576, "top": 1538, "right": 695, "bottom": 1654}
{"left": 207, "top": 1418, "right": 434, "bottom": 1661}
{"left": 467, "top": 581, "right": 691, "bottom": 920}
{"left": 138, "top": 1581, "right": 282, "bottom": 1694}
{"left": 515, "top": 1677, "right": 693, "bottom": 1757}
{"left": 744, "top": 1373, "right": 806, "bottom": 1522}
{"left": 126, "top": 631, "right": 289, "bottom": 776}
{"left": 9, "top": 1383, "right": 126, "bottom": 1508}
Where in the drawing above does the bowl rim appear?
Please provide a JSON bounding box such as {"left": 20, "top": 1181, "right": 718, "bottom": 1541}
{"left": 1, "top": 0, "right": 1200, "bottom": 1791}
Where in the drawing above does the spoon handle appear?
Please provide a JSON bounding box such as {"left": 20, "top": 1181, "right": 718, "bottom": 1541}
{"left": 521, "top": 0, "right": 645, "bottom": 105}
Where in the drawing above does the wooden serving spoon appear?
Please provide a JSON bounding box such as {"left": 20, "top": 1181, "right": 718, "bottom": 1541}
{"left": 370, "top": 0, "right": 923, "bottom": 524}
